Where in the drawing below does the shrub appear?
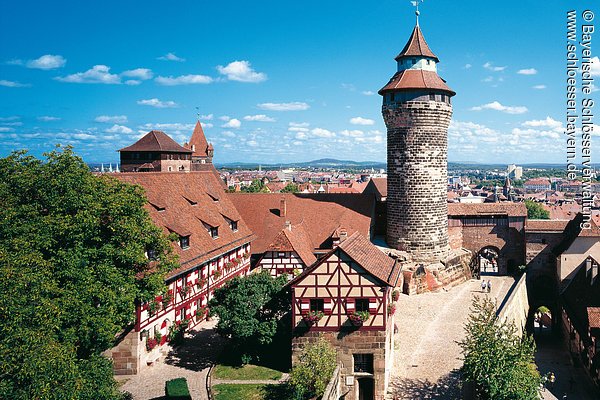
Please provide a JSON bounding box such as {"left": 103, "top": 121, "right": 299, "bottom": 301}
{"left": 165, "top": 378, "right": 192, "bottom": 400}
{"left": 289, "top": 337, "right": 337, "bottom": 399}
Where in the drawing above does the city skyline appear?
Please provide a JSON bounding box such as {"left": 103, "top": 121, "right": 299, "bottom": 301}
{"left": 0, "top": 0, "right": 598, "bottom": 164}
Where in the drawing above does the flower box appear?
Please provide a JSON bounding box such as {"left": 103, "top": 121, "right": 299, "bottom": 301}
{"left": 302, "top": 311, "right": 324, "bottom": 325}
{"left": 348, "top": 311, "right": 370, "bottom": 327}
{"left": 179, "top": 285, "right": 192, "bottom": 299}
{"left": 146, "top": 337, "right": 158, "bottom": 352}
{"left": 196, "top": 306, "right": 208, "bottom": 320}
{"left": 387, "top": 304, "right": 396, "bottom": 316}
{"left": 391, "top": 290, "right": 400, "bottom": 302}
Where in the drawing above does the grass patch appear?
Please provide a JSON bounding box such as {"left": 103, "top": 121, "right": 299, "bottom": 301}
{"left": 212, "top": 384, "right": 290, "bottom": 400}
{"left": 213, "top": 364, "right": 283, "bottom": 381}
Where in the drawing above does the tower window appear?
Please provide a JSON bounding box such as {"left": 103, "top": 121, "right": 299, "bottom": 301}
{"left": 427, "top": 59, "right": 431, "bottom": 65}
{"left": 390, "top": 93, "right": 395, "bottom": 102}
{"left": 411, "top": 59, "right": 416, "bottom": 65}
{"left": 429, "top": 93, "right": 436, "bottom": 101}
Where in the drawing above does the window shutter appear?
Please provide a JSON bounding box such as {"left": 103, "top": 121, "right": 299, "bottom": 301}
{"left": 300, "top": 298, "right": 310, "bottom": 314}
{"left": 346, "top": 298, "right": 355, "bottom": 313}
{"left": 369, "top": 298, "right": 378, "bottom": 313}
{"left": 323, "top": 298, "right": 333, "bottom": 315}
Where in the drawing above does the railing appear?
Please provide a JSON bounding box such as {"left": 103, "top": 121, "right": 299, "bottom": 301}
{"left": 321, "top": 364, "right": 341, "bottom": 400}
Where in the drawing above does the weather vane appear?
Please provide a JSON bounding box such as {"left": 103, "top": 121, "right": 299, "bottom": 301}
{"left": 195, "top": 106, "right": 200, "bottom": 121}
{"left": 411, "top": 0, "right": 424, "bottom": 25}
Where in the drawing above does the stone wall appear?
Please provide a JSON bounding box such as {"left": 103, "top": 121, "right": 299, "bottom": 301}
{"left": 383, "top": 100, "right": 452, "bottom": 264}
{"left": 292, "top": 325, "right": 393, "bottom": 400}
{"left": 496, "top": 273, "right": 529, "bottom": 335}
{"left": 105, "top": 328, "right": 143, "bottom": 375}
{"left": 460, "top": 224, "right": 525, "bottom": 275}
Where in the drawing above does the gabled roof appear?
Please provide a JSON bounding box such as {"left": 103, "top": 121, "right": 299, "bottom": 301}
{"left": 227, "top": 193, "right": 375, "bottom": 254}
{"left": 289, "top": 232, "right": 400, "bottom": 287}
{"left": 185, "top": 121, "right": 211, "bottom": 157}
{"left": 378, "top": 69, "right": 455, "bottom": 95}
{"left": 363, "top": 178, "right": 388, "bottom": 200}
{"left": 395, "top": 25, "right": 439, "bottom": 62}
{"left": 115, "top": 171, "right": 255, "bottom": 279}
{"left": 265, "top": 223, "right": 317, "bottom": 267}
{"left": 553, "top": 213, "right": 600, "bottom": 255}
{"left": 119, "top": 130, "right": 192, "bottom": 153}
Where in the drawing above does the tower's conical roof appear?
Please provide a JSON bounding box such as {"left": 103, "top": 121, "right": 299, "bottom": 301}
{"left": 395, "top": 25, "right": 439, "bottom": 62}
{"left": 186, "top": 121, "right": 210, "bottom": 157}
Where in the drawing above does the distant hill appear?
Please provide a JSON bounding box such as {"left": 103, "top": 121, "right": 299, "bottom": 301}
{"left": 217, "top": 158, "right": 387, "bottom": 170}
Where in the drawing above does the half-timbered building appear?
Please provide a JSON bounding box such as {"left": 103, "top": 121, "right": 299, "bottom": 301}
{"left": 290, "top": 232, "right": 402, "bottom": 400}
{"left": 107, "top": 168, "right": 255, "bottom": 375}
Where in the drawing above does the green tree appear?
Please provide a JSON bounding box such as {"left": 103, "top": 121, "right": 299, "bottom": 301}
{"left": 525, "top": 199, "right": 550, "bottom": 219}
{"left": 0, "top": 148, "right": 176, "bottom": 399}
{"left": 289, "top": 336, "right": 337, "bottom": 400}
{"left": 241, "top": 178, "right": 268, "bottom": 193}
{"left": 280, "top": 183, "right": 299, "bottom": 193}
{"left": 208, "top": 271, "right": 289, "bottom": 361}
{"left": 459, "top": 297, "right": 541, "bottom": 400}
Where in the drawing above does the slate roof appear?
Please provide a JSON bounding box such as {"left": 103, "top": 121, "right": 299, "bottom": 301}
{"left": 395, "top": 25, "right": 439, "bottom": 61}
{"left": 119, "top": 130, "right": 192, "bottom": 153}
{"left": 115, "top": 171, "right": 255, "bottom": 279}
{"left": 227, "top": 193, "right": 375, "bottom": 254}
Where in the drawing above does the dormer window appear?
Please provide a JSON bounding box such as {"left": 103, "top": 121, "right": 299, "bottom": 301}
{"left": 179, "top": 235, "right": 190, "bottom": 249}
{"left": 210, "top": 227, "right": 218, "bottom": 239}
{"left": 230, "top": 220, "right": 238, "bottom": 232}
{"left": 207, "top": 193, "right": 219, "bottom": 202}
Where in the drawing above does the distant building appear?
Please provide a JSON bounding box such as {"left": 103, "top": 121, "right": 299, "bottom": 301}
{"left": 507, "top": 164, "right": 523, "bottom": 180}
{"left": 524, "top": 178, "right": 551, "bottom": 192}
{"left": 119, "top": 130, "right": 192, "bottom": 172}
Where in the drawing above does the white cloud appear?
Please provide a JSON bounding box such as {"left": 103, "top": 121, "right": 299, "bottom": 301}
{"left": 95, "top": 115, "right": 128, "bottom": 124}
{"left": 155, "top": 74, "right": 212, "bottom": 85}
{"left": 350, "top": 117, "right": 375, "bottom": 126}
{"left": 517, "top": 68, "right": 537, "bottom": 75}
{"left": 522, "top": 116, "right": 562, "bottom": 130}
{"left": 0, "top": 127, "right": 15, "bottom": 132}
{"left": 219, "top": 115, "right": 230, "bottom": 121}
{"left": 222, "top": 131, "right": 236, "bottom": 137}
{"left": 243, "top": 114, "right": 275, "bottom": 122}
{"left": 137, "top": 98, "right": 179, "bottom": 108}
{"left": 247, "top": 140, "right": 259, "bottom": 147}
{"left": 37, "top": 116, "right": 60, "bottom": 121}
{"left": 222, "top": 118, "right": 241, "bottom": 128}
{"left": 121, "top": 68, "right": 153, "bottom": 80}
{"left": 483, "top": 62, "right": 506, "bottom": 72}
{"left": 340, "top": 129, "right": 364, "bottom": 137}
{"left": 0, "top": 116, "right": 20, "bottom": 121}
{"left": 295, "top": 132, "right": 308, "bottom": 139}
{"left": 157, "top": 52, "right": 185, "bottom": 62}
{"left": 257, "top": 102, "right": 310, "bottom": 111}
{"left": 0, "top": 80, "right": 30, "bottom": 87}
{"left": 106, "top": 124, "right": 133, "bottom": 134}
{"left": 199, "top": 114, "right": 213, "bottom": 120}
{"left": 464, "top": 63, "right": 472, "bottom": 69}
{"left": 26, "top": 54, "right": 66, "bottom": 70}
{"left": 139, "top": 123, "right": 196, "bottom": 133}
{"left": 591, "top": 56, "right": 600, "bottom": 76}
{"left": 470, "top": 101, "right": 528, "bottom": 114}
{"left": 124, "top": 80, "right": 141, "bottom": 85}
{"left": 55, "top": 65, "right": 120, "bottom": 84}
{"left": 216, "top": 60, "right": 266, "bottom": 83}
{"left": 289, "top": 127, "right": 309, "bottom": 132}
{"left": 362, "top": 90, "right": 375, "bottom": 96}
{"left": 532, "top": 84, "right": 547, "bottom": 90}
{"left": 311, "top": 128, "right": 335, "bottom": 138}
{"left": 289, "top": 122, "right": 310, "bottom": 128}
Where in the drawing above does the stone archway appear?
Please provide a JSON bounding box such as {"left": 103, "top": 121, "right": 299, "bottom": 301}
{"left": 472, "top": 246, "right": 500, "bottom": 278}
{"left": 526, "top": 274, "right": 559, "bottom": 335}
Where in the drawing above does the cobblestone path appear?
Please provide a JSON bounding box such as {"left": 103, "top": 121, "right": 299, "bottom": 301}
{"left": 386, "top": 276, "right": 514, "bottom": 399}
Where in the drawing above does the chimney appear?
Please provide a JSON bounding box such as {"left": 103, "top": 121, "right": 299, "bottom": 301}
{"left": 339, "top": 228, "right": 348, "bottom": 243}
{"left": 285, "top": 221, "right": 292, "bottom": 231}
{"left": 280, "top": 198, "right": 287, "bottom": 218}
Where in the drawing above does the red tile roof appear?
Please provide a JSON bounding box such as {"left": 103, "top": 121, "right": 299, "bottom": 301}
{"left": 579, "top": 216, "right": 600, "bottom": 237}
{"left": 289, "top": 232, "right": 401, "bottom": 287}
{"left": 115, "top": 172, "right": 255, "bottom": 279}
{"left": 265, "top": 223, "right": 317, "bottom": 267}
{"left": 448, "top": 202, "right": 527, "bottom": 217}
{"left": 363, "top": 178, "right": 388, "bottom": 200}
{"left": 119, "top": 130, "right": 192, "bottom": 153}
{"left": 525, "top": 220, "right": 570, "bottom": 233}
{"left": 184, "top": 121, "right": 211, "bottom": 157}
{"left": 588, "top": 307, "right": 600, "bottom": 329}
{"left": 227, "top": 193, "right": 375, "bottom": 254}
{"left": 379, "top": 69, "right": 455, "bottom": 95}
{"left": 395, "top": 25, "right": 439, "bottom": 61}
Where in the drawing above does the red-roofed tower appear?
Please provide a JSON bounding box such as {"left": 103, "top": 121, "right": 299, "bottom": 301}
{"left": 184, "top": 121, "right": 214, "bottom": 170}
{"left": 380, "top": 11, "right": 455, "bottom": 263}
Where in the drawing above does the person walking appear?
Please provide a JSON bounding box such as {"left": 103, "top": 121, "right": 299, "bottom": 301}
{"left": 487, "top": 280, "right": 492, "bottom": 293}
{"left": 481, "top": 279, "right": 487, "bottom": 293}
{"left": 548, "top": 372, "right": 556, "bottom": 390}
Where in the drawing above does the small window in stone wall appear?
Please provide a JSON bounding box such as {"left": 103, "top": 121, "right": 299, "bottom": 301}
{"left": 353, "top": 353, "right": 374, "bottom": 373}
{"left": 429, "top": 93, "right": 435, "bottom": 101}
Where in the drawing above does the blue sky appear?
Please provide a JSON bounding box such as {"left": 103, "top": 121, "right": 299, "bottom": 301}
{"left": 0, "top": 0, "right": 598, "bottom": 165}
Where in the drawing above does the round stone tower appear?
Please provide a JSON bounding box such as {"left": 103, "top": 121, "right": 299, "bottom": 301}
{"left": 379, "top": 18, "right": 455, "bottom": 264}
